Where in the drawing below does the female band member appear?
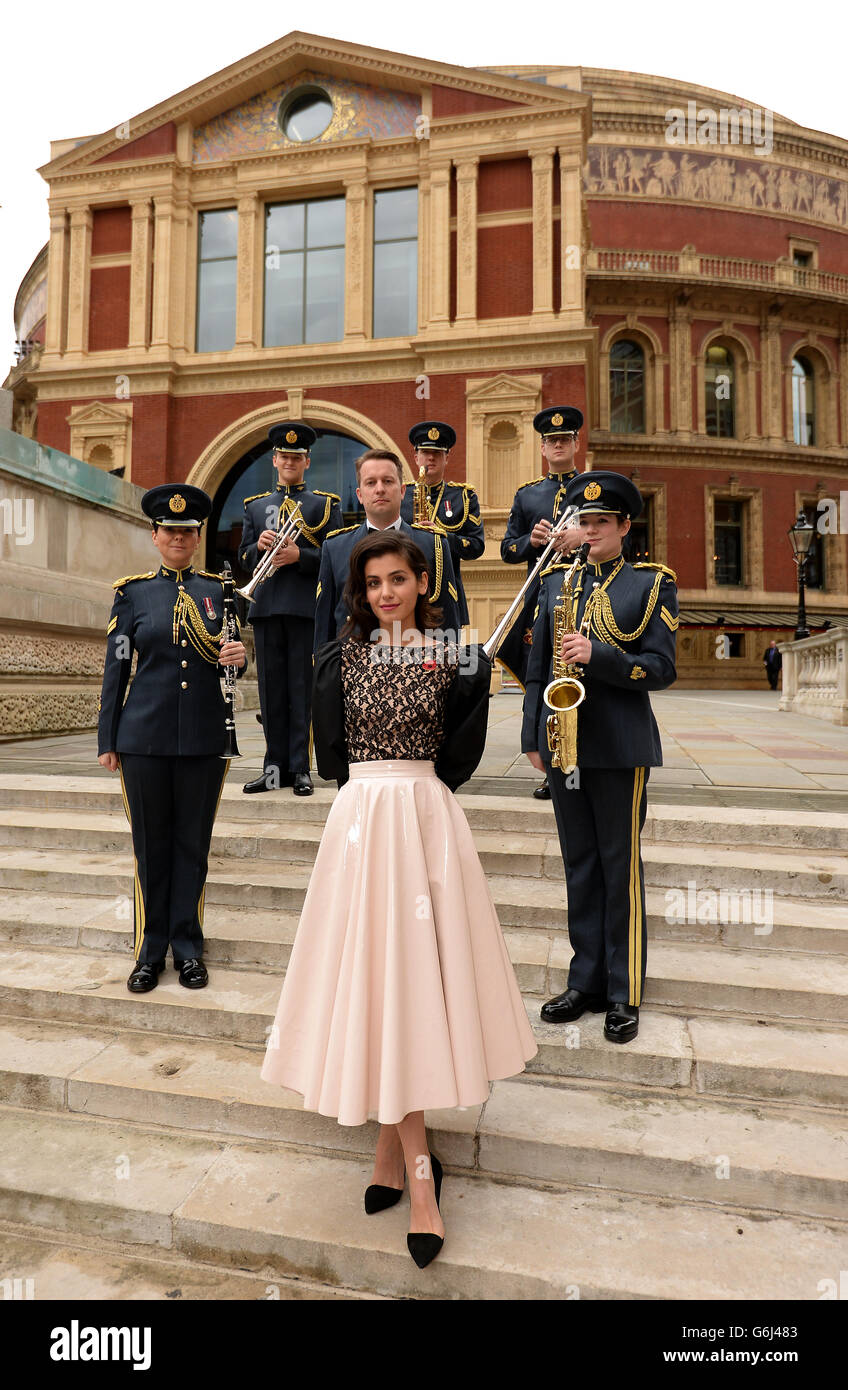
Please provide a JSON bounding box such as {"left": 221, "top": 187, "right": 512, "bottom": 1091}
{"left": 261, "top": 532, "right": 536, "bottom": 1268}
{"left": 97, "top": 484, "right": 247, "bottom": 994}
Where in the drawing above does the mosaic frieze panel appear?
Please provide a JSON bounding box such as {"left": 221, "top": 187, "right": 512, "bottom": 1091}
{"left": 585, "top": 145, "right": 848, "bottom": 228}
{"left": 193, "top": 70, "right": 421, "bottom": 163}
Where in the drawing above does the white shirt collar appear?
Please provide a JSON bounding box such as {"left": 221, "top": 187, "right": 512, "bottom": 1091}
{"left": 366, "top": 516, "right": 403, "bottom": 532}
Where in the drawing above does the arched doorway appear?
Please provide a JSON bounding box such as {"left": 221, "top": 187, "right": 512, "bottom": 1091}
{"left": 208, "top": 427, "right": 367, "bottom": 583}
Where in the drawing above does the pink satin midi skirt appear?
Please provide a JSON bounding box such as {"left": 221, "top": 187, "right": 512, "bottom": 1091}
{"left": 260, "top": 760, "right": 537, "bottom": 1125}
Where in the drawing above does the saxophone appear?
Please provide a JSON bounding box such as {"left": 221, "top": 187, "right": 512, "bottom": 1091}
{"left": 413, "top": 463, "right": 431, "bottom": 525}
{"left": 544, "top": 542, "right": 591, "bottom": 771}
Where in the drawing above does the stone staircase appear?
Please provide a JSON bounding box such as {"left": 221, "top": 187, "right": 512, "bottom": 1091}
{"left": 0, "top": 771, "right": 846, "bottom": 1300}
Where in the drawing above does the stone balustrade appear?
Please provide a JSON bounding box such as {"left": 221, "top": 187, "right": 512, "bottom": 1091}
{"left": 778, "top": 627, "right": 848, "bottom": 725}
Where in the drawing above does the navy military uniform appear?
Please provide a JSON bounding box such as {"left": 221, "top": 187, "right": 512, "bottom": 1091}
{"left": 239, "top": 423, "right": 342, "bottom": 789}
{"left": 497, "top": 406, "right": 583, "bottom": 687}
{"left": 400, "top": 421, "right": 485, "bottom": 626}
{"left": 314, "top": 520, "right": 462, "bottom": 652}
{"left": 97, "top": 485, "right": 247, "bottom": 977}
{"left": 521, "top": 472, "right": 678, "bottom": 1036}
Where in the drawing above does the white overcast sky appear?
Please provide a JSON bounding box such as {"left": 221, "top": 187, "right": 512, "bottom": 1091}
{"left": 2, "top": 0, "right": 846, "bottom": 366}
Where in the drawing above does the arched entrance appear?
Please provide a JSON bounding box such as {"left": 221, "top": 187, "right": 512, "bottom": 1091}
{"left": 185, "top": 398, "right": 406, "bottom": 576}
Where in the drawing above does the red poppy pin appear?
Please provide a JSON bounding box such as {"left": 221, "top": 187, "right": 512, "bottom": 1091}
{"left": 422, "top": 657, "right": 437, "bottom": 670}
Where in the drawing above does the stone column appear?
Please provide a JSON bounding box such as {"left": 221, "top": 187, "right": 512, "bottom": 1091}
{"left": 762, "top": 309, "right": 783, "bottom": 443}
{"left": 668, "top": 299, "right": 692, "bottom": 437}
{"left": 128, "top": 199, "right": 152, "bottom": 349}
{"left": 428, "top": 163, "right": 452, "bottom": 326}
{"left": 454, "top": 158, "right": 478, "bottom": 323}
{"left": 150, "top": 197, "right": 174, "bottom": 347}
{"left": 531, "top": 150, "right": 555, "bottom": 317}
{"left": 44, "top": 208, "right": 69, "bottom": 355}
{"left": 559, "top": 150, "right": 584, "bottom": 314}
{"left": 344, "top": 179, "right": 369, "bottom": 340}
{"left": 66, "top": 207, "right": 93, "bottom": 354}
{"left": 236, "top": 193, "right": 259, "bottom": 348}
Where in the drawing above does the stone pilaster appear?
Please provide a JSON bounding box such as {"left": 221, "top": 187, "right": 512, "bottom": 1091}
{"left": 762, "top": 309, "right": 784, "bottom": 443}
{"left": 44, "top": 208, "right": 69, "bottom": 356}
{"left": 150, "top": 197, "right": 174, "bottom": 347}
{"left": 454, "top": 158, "right": 478, "bottom": 323}
{"left": 531, "top": 150, "right": 555, "bottom": 317}
{"left": 236, "top": 193, "right": 259, "bottom": 348}
{"left": 128, "top": 199, "right": 152, "bottom": 349}
{"left": 65, "top": 207, "right": 92, "bottom": 354}
{"left": 428, "top": 163, "right": 452, "bottom": 326}
{"left": 668, "top": 299, "right": 692, "bottom": 437}
{"left": 343, "top": 179, "right": 369, "bottom": 340}
{"left": 559, "top": 151, "right": 584, "bottom": 314}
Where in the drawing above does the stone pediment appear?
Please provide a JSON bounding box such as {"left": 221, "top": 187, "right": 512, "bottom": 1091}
{"left": 466, "top": 373, "right": 543, "bottom": 404}
{"left": 40, "top": 31, "right": 581, "bottom": 177}
{"left": 65, "top": 401, "right": 131, "bottom": 427}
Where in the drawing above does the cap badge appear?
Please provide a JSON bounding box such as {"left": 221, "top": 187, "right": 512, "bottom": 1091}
{"left": 428, "top": 427, "right": 440, "bottom": 441}
{"left": 169, "top": 494, "right": 186, "bottom": 513}
{"left": 551, "top": 413, "right": 563, "bottom": 427}
{"left": 285, "top": 429, "right": 298, "bottom": 445}
{"left": 583, "top": 481, "right": 602, "bottom": 501}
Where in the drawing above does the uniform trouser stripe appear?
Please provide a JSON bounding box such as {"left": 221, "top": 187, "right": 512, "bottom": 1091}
{"left": 118, "top": 761, "right": 146, "bottom": 960}
{"left": 628, "top": 767, "right": 646, "bottom": 1006}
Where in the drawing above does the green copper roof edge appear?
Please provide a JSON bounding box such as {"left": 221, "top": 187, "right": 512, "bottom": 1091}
{"left": 0, "top": 427, "right": 145, "bottom": 519}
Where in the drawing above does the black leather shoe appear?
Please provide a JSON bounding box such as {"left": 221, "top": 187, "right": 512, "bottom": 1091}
{"left": 242, "top": 771, "right": 292, "bottom": 793}
{"left": 175, "top": 958, "right": 208, "bottom": 989}
{"left": 604, "top": 1003, "right": 639, "bottom": 1044}
{"left": 292, "top": 771, "right": 313, "bottom": 796}
{"left": 127, "top": 960, "right": 165, "bottom": 994}
{"left": 532, "top": 778, "right": 551, "bottom": 800}
{"left": 540, "top": 988, "right": 607, "bottom": 1023}
{"left": 407, "top": 1154, "right": 443, "bottom": 1269}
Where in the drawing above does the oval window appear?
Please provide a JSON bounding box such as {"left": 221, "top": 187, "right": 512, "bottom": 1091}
{"left": 280, "top": 88, "right": 333, "bottom": 142}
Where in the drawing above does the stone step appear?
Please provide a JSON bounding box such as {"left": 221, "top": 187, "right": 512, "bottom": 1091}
{"left": 0, "top": 1106, "right": 844, "bottom": 1299}
{"left": 0, "top": 1223, "right": 378, "bottom": 1300}
{"left": 2, "top": 772, "right": 847, "bottom": 850}
{"left": 0, "top": 807, "right": 846, "bottom": 901}
{"left": 1, "top": 938, "right": 846, "bottom": 1067}
{"left": 2, "top": 856, "right": 846, "bottom": 959}
{"left": 4, "top": 1004, "right": 848, "bottom": 1168}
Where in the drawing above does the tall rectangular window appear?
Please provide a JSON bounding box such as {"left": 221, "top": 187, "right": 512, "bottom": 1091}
{"left": 196, "top": 209, "right": 237, "bottom": 352}
{"left": 264, "top": 197, "right": 345, "bottom": 346}
{"left": 373, "top": 187, "right": 418, "bottom": 338}
{"left": 714, "top": 499, "right": 744, "bottom": 585}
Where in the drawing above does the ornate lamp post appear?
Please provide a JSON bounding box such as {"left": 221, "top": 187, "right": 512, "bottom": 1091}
{"left": 787, "top": 510, "right": 815, "bottom": 641}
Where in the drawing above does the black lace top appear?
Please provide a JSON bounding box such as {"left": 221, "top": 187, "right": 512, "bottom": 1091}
{"left": 341, "top": 639, "right": 458, "bottom": 763}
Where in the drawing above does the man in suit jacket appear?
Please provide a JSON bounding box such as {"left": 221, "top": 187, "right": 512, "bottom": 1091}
{"left": 314, "top": 449, "right": 462, "bottom": 651}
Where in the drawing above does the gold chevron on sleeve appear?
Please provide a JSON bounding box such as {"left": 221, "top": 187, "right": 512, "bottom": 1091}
{"left": 660, "top": 605, "right": 679, "bottom": 631}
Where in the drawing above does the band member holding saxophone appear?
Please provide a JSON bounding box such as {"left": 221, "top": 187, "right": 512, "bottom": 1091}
{"left": 521, "top": 472, "right": 678, "bottom": 1044}
{"left": 500, "top": 406, "right": 584, "bottom": 797}
{"left": 400, "top": 421, "right": 485, "bottom": 629}
{"left": 96, "top": 485, "right": 247, "bottom": 994}
{"left": 240, "top": 423, "right": 342, "bottom": 797}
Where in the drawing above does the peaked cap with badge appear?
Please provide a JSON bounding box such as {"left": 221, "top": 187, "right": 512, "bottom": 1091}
{"left": 408, "top": 420, "right": 457, "bottom": 452}
{"left": 400, "top": 419, "right": 484, "bottom": 625}
{"left": 268, "top": 421, "right": 317, "bottom": 454}
{"left": 142, "top": 484, "right": 212, "bottom": 528}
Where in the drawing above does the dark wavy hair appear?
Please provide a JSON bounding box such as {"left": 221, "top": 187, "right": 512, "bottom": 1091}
{"left": 340, "top": 532, "right": 444, "bottom": 641}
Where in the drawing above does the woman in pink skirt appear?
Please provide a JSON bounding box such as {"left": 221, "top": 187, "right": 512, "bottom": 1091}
{"left": 260, "top": 532, "right": 536, "bottom": 1268}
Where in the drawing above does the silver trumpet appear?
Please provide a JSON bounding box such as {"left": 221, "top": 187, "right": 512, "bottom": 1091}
{"left": 237, "top": 501, "right": 304, "bottom": 602}
{"left": 483, "top": 504, "right": 579, "bottom": 660}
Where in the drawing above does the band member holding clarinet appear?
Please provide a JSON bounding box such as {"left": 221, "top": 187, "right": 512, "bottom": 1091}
{"left": 239, "top": 423, "right": 342, "bottom": 797}
{"left": 521, "top": 471, "right": 678, "bottom": 1043}
{"left": 499, "top": 406, "right": 584, "bottom": 798}
{"left": 97, "top": 484, "right": 247, "bottom": 994}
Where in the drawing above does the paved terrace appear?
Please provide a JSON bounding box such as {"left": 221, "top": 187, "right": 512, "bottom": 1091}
{"left": 2, "top": 689, "right": 847, "bottom": 813}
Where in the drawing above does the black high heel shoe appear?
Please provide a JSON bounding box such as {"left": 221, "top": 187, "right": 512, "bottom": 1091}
{"left": 407, "top": 1153, "right": 443, "bottom": 1269}
{"left": 364, "top": 1180, "right": 404, "bottom": 1215}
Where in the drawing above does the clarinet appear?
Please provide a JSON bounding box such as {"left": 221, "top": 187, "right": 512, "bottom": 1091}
{"left": 220, "top": 562, "right": 241, "bottom": 759}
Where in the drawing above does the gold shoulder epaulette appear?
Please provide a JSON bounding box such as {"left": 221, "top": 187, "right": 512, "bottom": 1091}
{"left": 517, "top": 476, "right": 546, "bottom": 492}
{"left": 197, "top": 569, "right": 225, "bottom": 582}
{"left": 412, "top": 521, "right": 446, "bottom": 535}
{"left": 445, "top": 480, "right": 474, "bottom": 491}
{"left": 314, "top": 489, "right": 341, "bottom": 501}
{"left": 243, "top": 490, "right": 271, "bottom": 506}
{"left": 540, "top": 559, "right": 570, "bottom": 579}
{"left": 633, "top": 562, "right": 678, "bottom": 583}
{"left": 112, "top": 571, "right": 155, "bottom": 589}
{"left": 325, "top": 524, "right": 358, "bottom": 540}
